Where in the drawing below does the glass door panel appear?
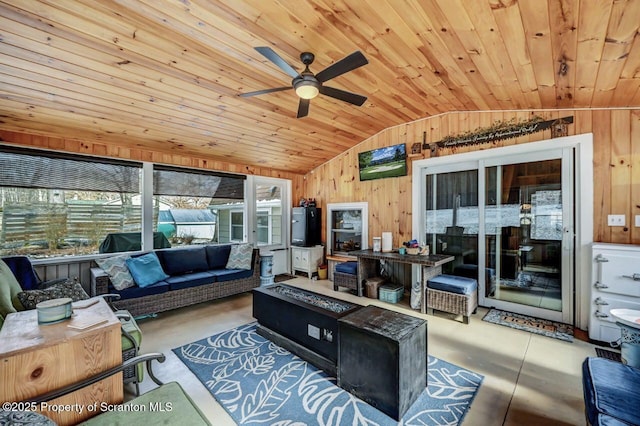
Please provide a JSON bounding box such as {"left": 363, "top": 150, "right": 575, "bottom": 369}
{"left": 485, "top": 158, "right": 564, "bottom": 314}
{"left": 425, "top": 170, "right": 479, "bottom": 277}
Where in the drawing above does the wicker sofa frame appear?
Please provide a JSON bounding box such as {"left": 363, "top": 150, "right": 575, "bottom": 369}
{"left": 426, "top": 286, "right": 477, "bottom": 324}
{"left": 91, "top": 249, "right": 260, "bottom": 317}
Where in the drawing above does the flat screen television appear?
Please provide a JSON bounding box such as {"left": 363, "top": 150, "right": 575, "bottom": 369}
{"left": 358, "top": 143, "right": 407, "bottom": 181}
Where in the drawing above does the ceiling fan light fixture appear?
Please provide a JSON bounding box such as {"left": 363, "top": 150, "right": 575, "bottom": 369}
{"left": 294, "top": 81, "right": 319, "bottom": 99}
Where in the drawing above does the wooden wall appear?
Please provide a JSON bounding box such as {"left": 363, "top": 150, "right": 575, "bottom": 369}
{"left": 3, "top": 109, "right": 640, "bottom": 249}
{"left": 0, "top": 129, "right": 306, "bottom": 191}
{"left": 302, "top": 109, "right": 640, "bottom": 247}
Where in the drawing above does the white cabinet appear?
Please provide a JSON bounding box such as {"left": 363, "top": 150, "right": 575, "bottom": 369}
{"left": 590, "top": 243, "right": 640, "bottom": 342}
{"left": 292, "top": 245, "right": 324, "bottom": 278}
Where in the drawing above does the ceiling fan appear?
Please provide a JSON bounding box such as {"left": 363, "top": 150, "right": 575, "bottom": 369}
{"left": 239, "top": 47, "right": 368, "bottom": 118}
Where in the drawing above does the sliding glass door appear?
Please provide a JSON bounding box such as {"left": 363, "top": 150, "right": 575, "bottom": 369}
{"left": 423, "top": 149, "right": 574, "bottom": 323}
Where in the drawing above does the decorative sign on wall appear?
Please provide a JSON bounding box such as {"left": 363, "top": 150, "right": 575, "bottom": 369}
{"left": 423, "top": 116, "right": 574, "bottom": 156}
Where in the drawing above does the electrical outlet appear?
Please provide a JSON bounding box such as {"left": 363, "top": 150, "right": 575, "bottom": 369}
{"left": 607, "top": 214, "right": 626, "bottom": 227}
{"left": 635, "top": 215, "right": 640, "bottom": 227}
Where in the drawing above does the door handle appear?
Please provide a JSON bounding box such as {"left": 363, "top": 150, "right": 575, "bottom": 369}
{"left": 622, "top": 273, "right": 640, "bottom": 281}
{"left": 595, "top": 311, "right": 609, "bottom": 319}
{"left": 594, "top": 281, "right": 609, "bottom": 289}
{"left": 595, "top": 254, "right": 609, "bottom": 263}
{"left": 594, "top": 297, "right": 609, "bottom": 305}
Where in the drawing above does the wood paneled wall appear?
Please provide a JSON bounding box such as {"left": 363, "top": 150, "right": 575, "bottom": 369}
{"left": 0, "top": 129, "right": 306, "bottom": 188}
{"left": 3, "top": 109, "right": 640, "bottom": 249}
{"left": 302, "top": 109, "right": 640, "bottom": 247}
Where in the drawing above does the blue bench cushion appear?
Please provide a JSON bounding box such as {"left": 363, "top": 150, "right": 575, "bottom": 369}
{"left": 209, "top": 269, "right": 253, "bottom": 282}
{"left": 156, "top": 247, "right": 209, "bottom": 276}
{"left": 427, "top": 274, "right": 477, "bottom": 295}
{"left": 112, "top": 280, "right": 170, "bottom": 300}
{"left": 165, "top": 271, "right": 216, "bottom": 291}
{"left": 582, "top": 357, "right": 640, "bottom": 426}
{"left": 205, "top": 245, "right": 233, "bottom": 270}
{"left": 335, "top": 261, "right": 357, "bottom": 275}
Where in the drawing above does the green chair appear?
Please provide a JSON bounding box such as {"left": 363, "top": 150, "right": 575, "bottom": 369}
{"left": 0, "top": 257, "right": 144, "bottom": 394}
{"left": 24, "top": 353, "right": 211, "bottom": 426}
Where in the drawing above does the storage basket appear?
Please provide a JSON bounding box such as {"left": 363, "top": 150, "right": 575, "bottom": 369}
{"left": 365, "top": 277, "right": 385, "bottom": 298}
{"left": 379, "top": 284, "right": 403, "bottom": 303}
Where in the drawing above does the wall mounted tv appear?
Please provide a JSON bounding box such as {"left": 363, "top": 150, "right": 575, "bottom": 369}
{"left": 358, "top": 143, "right": 407, "bottom": 181}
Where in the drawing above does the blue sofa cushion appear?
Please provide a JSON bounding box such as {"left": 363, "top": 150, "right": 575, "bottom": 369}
{"left": 112, "top": 280, "right": 170, "bottom": 300}
{"left": 156, "top": 247, "right": 209, "bottom": 276}
{"left": 165, "top": 271, "right": 216, "bottom": 291}
{"left": 427, "top": 274, "right": 477, "bottom": 295}
{"left": 335, "top": 261, "right": 357, "bottom": 275}
{"left": 209, "top": 269, "right": 253, "bottom": 282}
{"left": 205, "top": 245, "right": 232, "bottom": 270}
{"left": 582, "top": 357, "right": 640, "bottom": 426}
{"left": 126, "top": 252, "right": 170, "bottom": 287}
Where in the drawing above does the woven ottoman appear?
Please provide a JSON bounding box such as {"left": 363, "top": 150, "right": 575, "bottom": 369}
{"left": 426, "top": 274, "right": 478, "bottom": 324}
{"left": 333, "top": 261, "right": 362, "bottom": 296}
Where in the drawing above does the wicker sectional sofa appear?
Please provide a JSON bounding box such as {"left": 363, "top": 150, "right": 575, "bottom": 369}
{"left": 90, "top": 244, "right": 260, "bottom": 317}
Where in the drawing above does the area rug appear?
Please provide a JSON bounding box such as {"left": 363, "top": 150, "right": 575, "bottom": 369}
{"left": 595, "top": 347, "right": 622, "bottom": 363}
{"left": 173, "top": 322, "right": 483, "bottom": 426}
{"left": 482, "top": 308, "right": 574, "bottom": 342}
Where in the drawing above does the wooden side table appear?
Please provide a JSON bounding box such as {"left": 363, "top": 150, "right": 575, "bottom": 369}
{"left": 0, "top": 298, "right": 123, "bottom": 425}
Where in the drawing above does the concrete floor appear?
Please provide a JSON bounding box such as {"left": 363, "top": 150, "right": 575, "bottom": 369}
{"left": 134, "top": 276, "right": 599, "bottom": 425}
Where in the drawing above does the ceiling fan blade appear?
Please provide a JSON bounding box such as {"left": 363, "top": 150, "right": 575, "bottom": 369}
{"left": 254, "top": 47, "right": 299, "bottom": 78}
{"left": 297, "top": 98, "right": 310, "bottom": 118}
{"left": 315, "top": 51, "right": 368, "bottom": 83}
{"left": 239, "top": 86, "right": 292, "bottom": 97}
{"left": 319, "top": 86, "right": 367, "bottom": 106}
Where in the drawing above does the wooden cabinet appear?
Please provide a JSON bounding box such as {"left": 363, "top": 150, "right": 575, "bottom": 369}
{"left": 292, "top": 245, "right": 324, "bottom": 278}
{"left": 0, "top": 298, "right": 122, "bottom": 425}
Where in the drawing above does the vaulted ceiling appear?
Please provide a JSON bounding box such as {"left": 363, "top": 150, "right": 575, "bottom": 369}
{"left": 1, "top": 1, "right": 639, "bottom": 174}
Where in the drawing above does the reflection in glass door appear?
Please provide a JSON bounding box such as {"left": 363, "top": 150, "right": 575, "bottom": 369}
{"left": 425, "top": 169, "right": 479, "bottom": 280}
{"left": 485, "top": 159, "right": 564, "bottom": 313}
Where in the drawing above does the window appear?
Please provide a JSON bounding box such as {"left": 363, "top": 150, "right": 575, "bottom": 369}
{"left": 230, "top": 211, "right": 244, "bottom": 241}
{"left": 153, "top": 166, "right": 245, "bottom": 246}
{"left": 254, "top": 181, "right": 284, "bottom": 247}
{"left": 0, "top": 148, "right": 248, "bottom": 257}
{"left": 0, "top": 148, "right": 141, "bottom": 257}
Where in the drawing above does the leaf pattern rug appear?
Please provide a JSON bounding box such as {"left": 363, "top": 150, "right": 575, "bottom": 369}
{"left": 173, "top": 323, "right": 483, "bottom": 426}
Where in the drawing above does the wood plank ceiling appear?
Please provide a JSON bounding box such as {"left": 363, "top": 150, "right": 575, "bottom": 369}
{"left": 1, "top": 0, "right": 639, "bottom": 174}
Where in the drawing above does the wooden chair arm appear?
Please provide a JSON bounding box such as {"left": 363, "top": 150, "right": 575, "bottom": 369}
{"left": 24, "top": 353, "right": 166, "bottom": 404}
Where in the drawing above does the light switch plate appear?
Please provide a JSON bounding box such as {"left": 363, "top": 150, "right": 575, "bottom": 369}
{"left": 607, "top": 214, "right": 625, "bottom": 226}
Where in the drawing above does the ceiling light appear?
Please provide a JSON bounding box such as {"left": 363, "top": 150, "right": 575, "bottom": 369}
{"left": 295, "top": 81, "right": 319, "bottom": 99}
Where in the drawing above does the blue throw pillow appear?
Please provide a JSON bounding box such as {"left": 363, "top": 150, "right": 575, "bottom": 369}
{"left": 126, "top": 252, "right": 169, "bottom": 288}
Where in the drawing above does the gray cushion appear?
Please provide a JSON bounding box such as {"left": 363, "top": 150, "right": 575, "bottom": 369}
{"left": 17, "top": 280, "right": 89, "bottom": 310}
{"left": 95, "top": 255, "right": 135, "bottom": 291}
{"left": 225, "top": 244, "right": 253, "bottom": 270}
